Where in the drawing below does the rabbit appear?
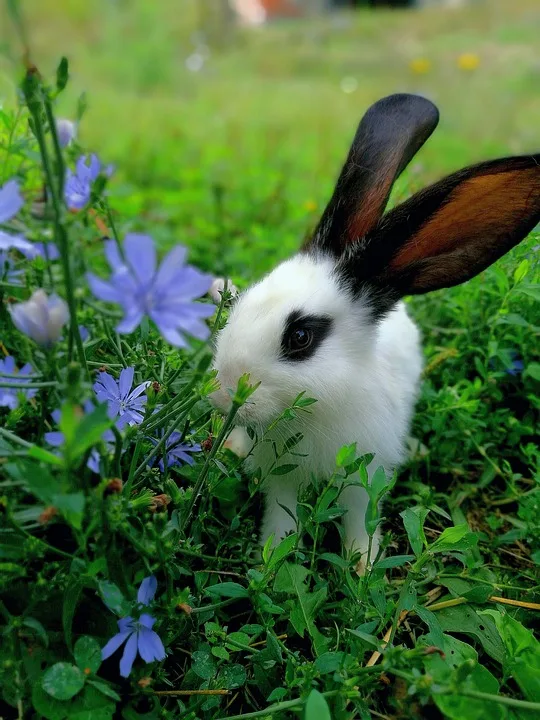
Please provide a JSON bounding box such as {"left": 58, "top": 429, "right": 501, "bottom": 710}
{"left": 210, "top": 93, "right": 540, "bottom": 570}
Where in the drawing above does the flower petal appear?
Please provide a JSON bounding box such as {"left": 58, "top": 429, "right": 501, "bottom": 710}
{"left": 118, "top": 367, "right": 134, "bottom": 400}
{"left": 116, "top": 309, "right": 144, "bottom": 335}
{"left": 0, "top": 179, "right": 24, "bottom": 223}
{"left": 87, "top": 273, "right": 124, "bottom": 303}
{"left": 137, "top": 576, "right": 157, "bottom": 605}
{"left": 105, "top": 240, "right": 124, "bottom": 271}
{"left": 137, "top": 628, "right": 166, "bottom": 663}
{"left": 153, "top": 245, "right": 188, "bottom": 288}
{"left": 45, "top": 431, "right": 65, "bottom": 447}
{"left": 101, "top": 630, "right": 131, "bottom": 660}
{"left": 124, "top": 233, "right": 156, "bottom": 286}
{"left": 94, "top": 371, "right": 119, "bottom": 400}
{"left": 119, "top": 632, "right": 138, "bottom": 677}
{"left": 139, "top": 613, "right": 156, "bottom": 629}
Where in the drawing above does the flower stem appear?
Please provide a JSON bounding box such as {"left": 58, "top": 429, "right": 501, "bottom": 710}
{"left": 181, "top": 401, "right": 240, "bottom": 535}
{"left": 22, "top": 71, "right": 87, "bottom": 378}
{"left": 0, "top": 380, "right": 57, "bottom": 389}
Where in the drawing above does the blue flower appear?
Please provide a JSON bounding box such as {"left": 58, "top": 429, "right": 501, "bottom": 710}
{"left": 56, "top": 118, "right": 77, "bottom": 148}
{"left": 101, "top": 576, "right": 166, "bottom": 678}
{"left": 505, "top": 351, "right": 524, "bottom": 376}
{"left": 149, "top": 431, "right": 201, "bottom": 472}
{"left": 0, "top": 179, "right": 29, "bottom": 253}
{"left": 0, "top": 356, "right": 37, "bottom": 410}
{"left": 93, "top": 367, "right": 149, "bottom": 430}
{"left": 64, "top": 154, "right": 107, "bottom": 210}
{"left": 87, "top": 234, "right": 214, "bottom": 348}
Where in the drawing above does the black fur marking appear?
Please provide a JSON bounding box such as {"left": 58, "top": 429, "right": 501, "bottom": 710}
{"left": 280, "top": 311, "right": 333, "bottom": 362}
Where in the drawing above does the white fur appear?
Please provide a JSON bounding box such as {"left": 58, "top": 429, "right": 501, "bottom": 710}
{"left": 211, "top": 253, "right": 423, "bottom": 566}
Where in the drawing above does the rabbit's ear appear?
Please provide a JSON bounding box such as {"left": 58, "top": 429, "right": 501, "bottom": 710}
{"left": 342, "top": 155, "right": 540, "bottom": 307}
{"left": 309, "top": 94, "right": 439, "bottom": 257}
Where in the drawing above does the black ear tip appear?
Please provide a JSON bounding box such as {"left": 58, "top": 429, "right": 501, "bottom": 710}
{"left": 369, "top": 93, "right": 440, "bottom": 127}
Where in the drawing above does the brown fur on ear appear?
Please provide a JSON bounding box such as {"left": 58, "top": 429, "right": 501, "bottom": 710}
{"left": 308, "top": 94, "right": 439, "bottom": 257}
{"left": 369, "top": 156, "right": 540, "bottom": 296}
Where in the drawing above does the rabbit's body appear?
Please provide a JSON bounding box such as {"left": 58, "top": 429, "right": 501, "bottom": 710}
{"left": 211, "top": 94, "right": 540, "bottom": 567}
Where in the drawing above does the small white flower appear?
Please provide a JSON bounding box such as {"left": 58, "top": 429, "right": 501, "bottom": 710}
{"left": 209, "top": 277, "right": 238, "bottom": 305}
{"left": 56, "top": 119, "right": 77, "bottom": 148}
{"left": 9, "top": 289, "right": 70, "bottom": 345}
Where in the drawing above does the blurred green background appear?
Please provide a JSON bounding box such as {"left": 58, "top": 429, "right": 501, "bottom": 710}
{"left": 1, "top": 0, "right": 539, "bottom": 277}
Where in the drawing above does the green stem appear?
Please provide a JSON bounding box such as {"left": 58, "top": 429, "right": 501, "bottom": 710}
{"left": 181, "top": 401, "right": 240, "bottom": 534}
{"left": 0, "top": 427, "right": 32, "bottom": 448}
{"left": 216, "top": 689, "right": 360, "bottom": 720}
{"left": 0, "top": 380, "right": 57, "bottom": 389}
{"left": 22, "top": 73, "right": 87, "bottom": 377}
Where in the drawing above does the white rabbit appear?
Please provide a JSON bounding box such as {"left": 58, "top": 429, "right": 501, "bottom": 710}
{"left": 211, "top": 94, "right": 540, "bottom": 569}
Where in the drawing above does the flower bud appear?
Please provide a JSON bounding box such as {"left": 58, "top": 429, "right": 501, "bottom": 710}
{"left": 9, "top": 289, "right": 69, "bottom": 345}
{"left": 56, "top": 119, "right": 77, "bottom": 148}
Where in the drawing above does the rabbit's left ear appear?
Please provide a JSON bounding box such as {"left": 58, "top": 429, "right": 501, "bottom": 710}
{"left": 309, "top": 94, "right": 439, "bottom": 257}
{"left": 340, "top": 154, "right": 540, "bottom": 305}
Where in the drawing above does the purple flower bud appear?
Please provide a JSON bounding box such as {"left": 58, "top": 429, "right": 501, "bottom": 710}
{"left": 56, "top": 119, "right": 77, "bottom": 148}
{"left": 9, "top": 289, "right": 70, "bottom": 346}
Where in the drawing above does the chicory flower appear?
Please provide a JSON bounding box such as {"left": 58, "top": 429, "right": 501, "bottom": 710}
{"left": 87, "top": 234, "right": 214, "bottom": 347}
{"left": 64, "top": 154, "right": 104, "bottom": 210}
{"left": 149, "top": 431, "right": 201, "bottom": 472}
{"left": 101, "top": 576, "right": 166, "bottom": 677}
{"left": 93, "top": 367, "right": 149, "bottom": 430}
{"left": 0, "top": 356, "right": 37, "bottom": 410}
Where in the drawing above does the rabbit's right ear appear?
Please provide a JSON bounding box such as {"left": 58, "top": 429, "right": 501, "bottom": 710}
{"left": 309, "top": 94, "right": 439, "bottom": 257}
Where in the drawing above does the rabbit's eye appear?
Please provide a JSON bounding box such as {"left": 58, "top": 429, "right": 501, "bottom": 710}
{"left": 291, "top": 328, "right": 313, "bottom": 350}
{"left": 281, "top": 311, "right": 333, "bottom": 362}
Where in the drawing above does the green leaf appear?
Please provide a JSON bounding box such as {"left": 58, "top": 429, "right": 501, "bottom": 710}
{"left": 21, "top": 617, "right": 48, "bottom": 647}
{"left": 205, "top": 582, "right": 249, "bottom": 599}
{"left": 74, "top": 636, "right": 101, "bottom": 674}
{"left": 319, "top": 552, "right": 349, "bottom": 570}
{"left": 32, "top": 683, "right": 69, "bottom": 720}
{"left": 517, "top": 284, "right": 540, "bottom": 302}
{"left": 274, "top": 562, "right": 309, "bottom": 594}
{"left": 66, "top": 684, "right": 116, "bottom": 720}
{"left": 436, "top": 605, "right": 505, "bottom": 663}
{"left": 304, "top": 689, "right": 331, "bottom": 720}
{"left": 98, "top": 581, "right": 129, "bottom": 616}
{"left": 192, "top": 648, "right": 216, "bottom": 680}
{"left": 211, "top": 646, "right": 230, "bottom": 661}
{"left": 525, "top": 362, "right": 540, "bottom": 381}
{"left": 270, "top": 463, "right": 298, "bottom": 476}
{"left": 373, "top": 554, "right": 415, "bottom": 569}
{"left": 42, "top": 663, "right": 85, "bottom": 701}
{"left": 86, "top": 680, "right": 121, "bottom": 702}
{"left": 52, "top": 493, "right": 85, "bottom": 530}
{"left": 422, "top": 634, "right": 504, "bottom": 720}
{"left": 8, "top": 461, "right": 56, "bottom": 503}
{"left": 28, "top": 445, "right": 64, "bottom": 466}
{"left": 314, "top": 652, "right": 348, "bottom": 674}
{"left": 219, "top": 664, "right": 246, "bottom": 689}
{"left": 400, "top": 506, "right": 429, "bottom": 556}
{"left": 63, "top": 578, "right": 82, "bottom": 652}
{"left": 415, "top": 605, "right": 445, "bottom": 649}
{"left": 335, "top": 443, "right": 357, "bottom": 468}
{"left": 483, "top": 610, "right": 540, "bottom": 701}
{"left": 267, "top": 533, "right": 298, "bottom": 569}
{"left": 513, "top": 258, "right": 530, "bottom": 283}
{"left": 56, "top": 57, "right": 69, "bottom": 92}
{"left": 430, "top": 524, "right": 475, "bottom": 553}
{"left": 69, "top": 404, "right": 113, "bottom": 462}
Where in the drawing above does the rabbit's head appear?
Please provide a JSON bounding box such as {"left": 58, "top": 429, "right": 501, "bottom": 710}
{"left": 212, "top": 94, "right": 540, "bottom": 428}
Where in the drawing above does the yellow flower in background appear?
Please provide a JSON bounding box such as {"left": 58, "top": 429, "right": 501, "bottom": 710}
{"left": 303, "top": 200, "right": 317, "bottom": 212}
{"left": 457, "top": 53, "right": 480, "bottom": 71}
{"left": 409, "top": 58, "right": 432, "bottom": 75}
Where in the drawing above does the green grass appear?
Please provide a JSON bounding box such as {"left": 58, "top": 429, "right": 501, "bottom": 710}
{"left": 0, "top": 1, "right": 539, "bottom": 718}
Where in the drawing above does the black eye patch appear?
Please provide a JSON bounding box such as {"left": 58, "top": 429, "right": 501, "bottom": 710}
{"left": 280, "top": 311, "right": 333, "bottom": 362}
